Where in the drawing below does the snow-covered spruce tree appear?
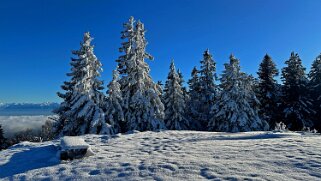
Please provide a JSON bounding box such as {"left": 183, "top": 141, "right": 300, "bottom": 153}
{"left": 55, "top": 32, "right": 114, "bottom": 136}
{"left": 53, "top": 47, "right": 83, "bottom": 136}
{"left": 116, "top": 16, "right": 135, "bottom": 78}
{"left": 157, "top": 81, "right": 164, "bottom": 95}
{"left": 177, "top": 69, "right": 189, "bottom": 103}
{"left": 187, "top": 67, "right": 202, "bottom": 130}
{"left": 257, "top": 54, "right": 280, "bottom": 129}
{"left": 308, "top": 53, "right": 321, "bottom": 131}
{"left": 208, "top": 54, "right": 269, "bottom": 132}
{"left": 245, "top": 75, "right": 264, "bottom": 124}
{"left": 198, "top": 49, "right": 217, "bottom": 130}
{"left": 0, "top": 124, "right": 6, "bottom": 150}
{"left": 163, "top": 60, "right": 190, "bottom": 130}
{"left": 105, "top": 69, "right": 124, "bottom": 133}
{"left": 281, "top": 52, "right": 313, "bottom": 130}
{"left": 116, "top": 17, "right": 165, "bottom": 131}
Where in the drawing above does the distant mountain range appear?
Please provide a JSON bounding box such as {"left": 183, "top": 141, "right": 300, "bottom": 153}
{"left": 0, "top": 102, "right": 59, "bottom": 116}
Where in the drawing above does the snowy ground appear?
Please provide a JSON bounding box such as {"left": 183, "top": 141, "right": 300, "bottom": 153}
{"left": 1, "top": 131, "right": 321, "bottom": 180}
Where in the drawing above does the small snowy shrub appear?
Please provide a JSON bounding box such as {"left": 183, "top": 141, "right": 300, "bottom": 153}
{"left": 302, "top": 126, "right": 311, "bottom": 132}
{"left": 41, "top": 119, "right": 55, "bottom": 141}
{"left": 274, "top": 122, "right": 287, "bottom": 132}
{"left": 302, "top": 126, "right": 318, "bottom": 134}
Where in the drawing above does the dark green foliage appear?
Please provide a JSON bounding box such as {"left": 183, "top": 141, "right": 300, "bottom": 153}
{"left": 281, "top": 52, "right": 314, "bottom": 130}
{"left": 308, "top": 53, "right": 321, "bottom": 131}
{"left": 198, "top": 49, "right": 217, "bottom": 129}
{"left": 163, "top": 61, "right": 190, "bottom": 130}
{"left": 187, "top": 67, "right": 202, "bottom": 130}
{"left": 257, "top": 54, "right": 280, "bottom": 129}
{"left": 177, "top": 69, "right": 189, "bottom": 103}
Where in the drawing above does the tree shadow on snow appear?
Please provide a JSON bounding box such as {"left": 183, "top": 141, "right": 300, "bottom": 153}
{"left": 0, "top": 145, "right": 59, "bottom": 178}
{"left": 181, "top": 132, "right": 294, "bottom": 143}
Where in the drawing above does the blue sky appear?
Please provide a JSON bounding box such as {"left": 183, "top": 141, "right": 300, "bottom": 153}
{"left": 0, "top": 0, "right": 321, "bottom": 103}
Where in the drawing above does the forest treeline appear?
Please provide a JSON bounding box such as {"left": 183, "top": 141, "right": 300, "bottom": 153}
{"left": 1, "top": 16, "right": 320, "bottom": 149}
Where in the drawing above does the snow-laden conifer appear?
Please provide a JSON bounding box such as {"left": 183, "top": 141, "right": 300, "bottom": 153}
{"left": 116, "top": 17, "right": 135, "bottom": 77}
{"left": 163, "top": 60, "right": 190, "bottom": 130}
{"left": 117, "top": 17, "right": 165, "bottom": 131}
{"left": 156, "top": 81, "right": 164, "bottom": 96}
{"left": 308, "top": 53, "right": 321, "bottom": 131}
{"left": 257, "top": 54, "right": 280, "bottom": 128}
{"left": 55, "top": 32, "right": 114, "bottom": 136}
{"left": 53, "top": 46, "right": 83, "bottom": 135}
{"left": 209, "top": 54, "right": 269, "bottom": 132}
{"left": 105, "top": 69, "right": 124, "bottom": 133}
{"left": 187, "top": 67, "right": 202, "bottom": 130}
{"left": 198, "top": 49, "right": 217, "bottom": 129}
{"left": 177, "top": 69, "right": 189, "bottom": 103}
{"left": 281, "top": 52, "right": 313, "bottom": 130}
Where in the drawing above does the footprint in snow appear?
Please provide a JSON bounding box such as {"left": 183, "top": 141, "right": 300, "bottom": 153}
{"left": 121, "top": 163, "right": 131, "bottom": 167}
{"left": 200, "top": 168, "right": 217, "bottom": 179}
{"left": 89, "top": 169, "right": 101, "bottom": 175}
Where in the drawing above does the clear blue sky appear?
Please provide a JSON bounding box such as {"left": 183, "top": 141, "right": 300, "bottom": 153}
{"left": 0, "top": 0, "right": 321, "bottom": 103}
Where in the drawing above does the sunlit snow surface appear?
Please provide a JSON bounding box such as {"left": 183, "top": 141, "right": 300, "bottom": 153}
{"left": 1, "top": 131, "right": 321, "bottom": 180}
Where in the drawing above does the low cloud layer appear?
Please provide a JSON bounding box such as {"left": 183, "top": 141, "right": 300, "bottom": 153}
{"left": 0, "top": 116, "right": 49, "bottom": 138}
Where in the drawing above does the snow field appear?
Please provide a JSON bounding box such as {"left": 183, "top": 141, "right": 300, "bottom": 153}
{"left": 1, "top": 131, "right": 321, "bottom": 180}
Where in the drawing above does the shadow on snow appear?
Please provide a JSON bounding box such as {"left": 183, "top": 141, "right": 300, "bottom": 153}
{"left": 0, "top": 145, "right": 59, "bottom": 178}
{"left": 180, "top": 132, "right": 296, "bottom": 143}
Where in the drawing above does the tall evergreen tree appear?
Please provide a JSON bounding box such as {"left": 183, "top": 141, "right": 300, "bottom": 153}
{"left": 105, "top": 69, "right": 124, "bottom": 133}
{"left": 177, "top": 69, "right": 189, "bottom": 102}
{"left": 209, "top": 54, "right": 269, "bottom": 132}
{"left": 116, "top": 17, "right": 135, "bottom": 77}
{"left": 187, "top": 67, "right": 202, "bottom": 130}
{"left": 0, "top": 124, "right": 6, "bottom": 150}
{"left": 281, "top": 52, "right": 313, "bottom": 130}
{"left": 308, "top": 53, "right": 321, "bottom": 131}
{"left": 257, "top": 54, "right": 280, "bottom": 129}
{"left": 156, "top": 80, "right": 165, "bottom": 104}
{"left": 198, "top": 49, "right": 217, "bottom": 129}
{"left": 117, "top": 17, "right": 165, "bottom": 131}
{"left": 157, "top": 81, "right": 164, "bottom": 95}
{"left": 55, "top": 32, "right": 114, "bottom": 136}
{"left": 163, "top": 60, "right": 190, "bottom": 130}
{"left": 53, "top": 45, "right": 83, "bottom": 136}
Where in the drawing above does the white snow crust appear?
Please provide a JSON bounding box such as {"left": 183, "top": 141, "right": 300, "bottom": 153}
{"left": 1, "top": 131, "right": 321, "bottom": 180}
{"left": 60, "top": 136, "right": 89, "bottom": 151}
